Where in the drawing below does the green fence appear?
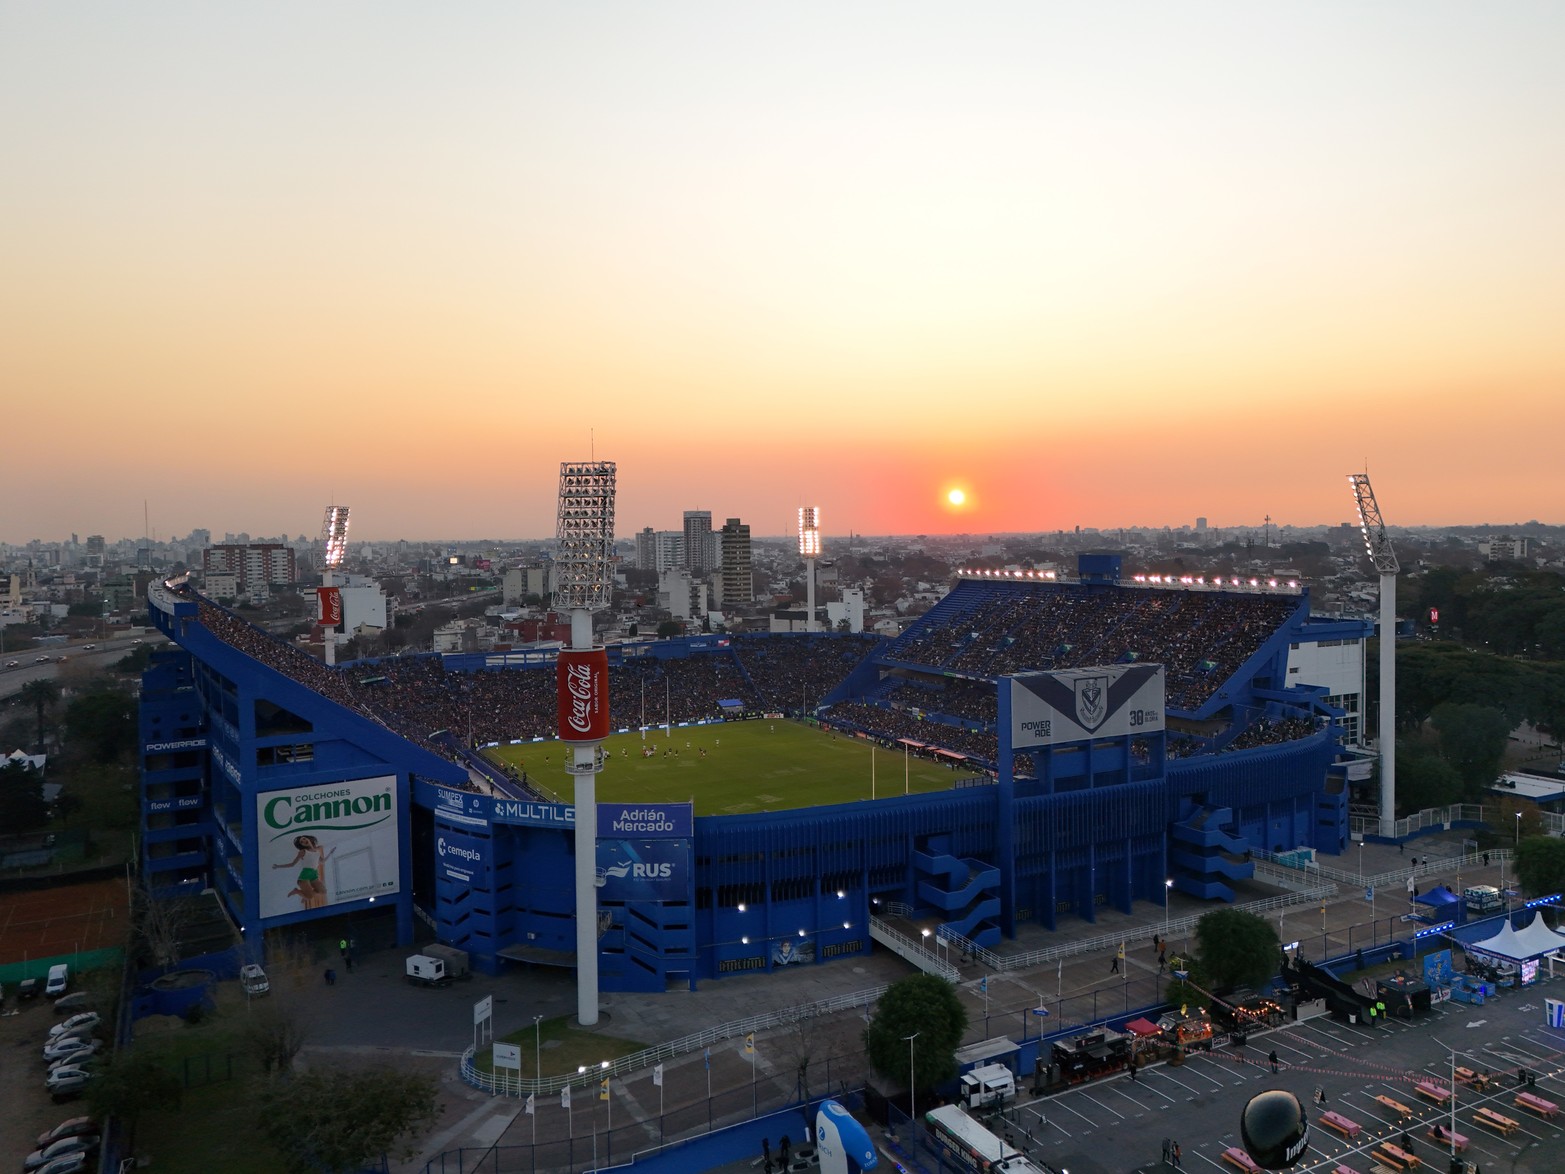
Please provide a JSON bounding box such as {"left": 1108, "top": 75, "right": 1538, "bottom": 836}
{"left": 0, "top": 946, "right": 124, "bottom": 984}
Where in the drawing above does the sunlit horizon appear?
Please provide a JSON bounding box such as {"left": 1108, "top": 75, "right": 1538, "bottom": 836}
{"left": 3, "top": 3, "right": 1562, "bottom": 544}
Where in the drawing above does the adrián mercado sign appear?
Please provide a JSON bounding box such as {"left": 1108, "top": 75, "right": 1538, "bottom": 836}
{"left": 257, "top": 776, "right": 400, "bottom": 920}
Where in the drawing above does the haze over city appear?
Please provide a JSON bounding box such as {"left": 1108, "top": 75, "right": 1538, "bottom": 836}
{"left": 4, "top": 2, "right": 1563, "bottom": 543}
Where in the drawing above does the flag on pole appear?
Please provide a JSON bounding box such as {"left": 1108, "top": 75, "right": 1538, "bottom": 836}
{"left": 525, "top": 1093, "right": 535, "bottom": 1116}
{"left": 979, "top": 976, "right": 988, "bottom": 993}
{"left": 561, "top": 1085, "right": 571, "bottom": 1109}
{"left": 653, "top": 1063, "right": 664, "bottom": 1087}
{"left": 704, "top": 1047, "right": 711, "bottom": 1069}
{"left": 744, "top": 1032, "right": 755, "bottom": 1055}
{"left": 599, "top": 1076, "right": 610, "bottom": 1101}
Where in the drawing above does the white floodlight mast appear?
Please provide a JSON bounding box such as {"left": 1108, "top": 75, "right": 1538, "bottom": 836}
{"left": 319, "top": 506, "right": 351, "bottom": 666}
{"left": 1349, "top": 473, "right": 1399, "bottom": 837}
{"left": 799, "top": 506, "right": 821, "bottom": 634}
{"left": 556, "top": 461, "right": 616, "bottom": 1027}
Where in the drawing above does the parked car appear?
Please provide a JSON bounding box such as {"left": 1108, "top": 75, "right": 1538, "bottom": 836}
{"left": 45, "top": 963, "right": 70, "bottom": 998}
{"left": 44, "top": 1065, "right": 95, "bottom": 1101}
{"left": 23, "top": 1134, "right": 100, "bottom": 1172}
{"left": 48, "top": 1054, "right": 103, "bottom": 1077}
{"left": 18, "top": 977, "right": 42, "bottom": 1000}
{"left": 42, "top": 1036, "right": 102, "bottom": 1063}
{"left": 34, "top": 1154, "right": 90, "bottom": 1174}
{"left": 52, "top": 992, "right": 93, "bottom": 1013}
{"left": 48, "top": 1012, "right": 100, "bottom": 1039}
{"left": 240, "top": 963, "right": 270, "bottom": 996}
{"left": 35, "top": 1116, "right": 97, "bottom": 1148}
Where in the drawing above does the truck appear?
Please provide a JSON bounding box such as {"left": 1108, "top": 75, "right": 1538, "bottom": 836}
{"left": 924, "top": 1105, "right": 1045, "bottom": 1173}
{"left": 959, "top": 1063, "right": 1017, "bottom": 1110}
{"left": 240, "top": 964, "right": 270, "bottom": 997}
{"left": 406, "top": 954, "right": 454, "bottom": 987}
{"left": 1464, "top": 885, "right": 1502, "bottom": 914}
{"left": 422, "top": 943, "right": 471, "bottom": 980}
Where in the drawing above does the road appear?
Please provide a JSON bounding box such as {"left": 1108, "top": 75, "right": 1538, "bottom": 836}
{"left": 0, "top": 634, "right": 166, "bottom": 699}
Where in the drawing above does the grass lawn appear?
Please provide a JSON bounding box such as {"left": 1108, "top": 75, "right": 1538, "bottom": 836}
{"left": 470, "top": 1014, "right": 645, "bottom": 1080}
{"left": 485, "top": 719, "right": 963, "bottom": 815}
{"left": 129, "top": 989, "right": 284, "bottom": 1173}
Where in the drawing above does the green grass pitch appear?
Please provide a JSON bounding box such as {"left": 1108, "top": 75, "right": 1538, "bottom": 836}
{"left": 482, "top": 720, "right": 964, "bottom": 815}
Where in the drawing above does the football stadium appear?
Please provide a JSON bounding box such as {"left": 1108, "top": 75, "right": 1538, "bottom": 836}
{"left": 139, "top": 553, "right": 1370, "bottom": 993}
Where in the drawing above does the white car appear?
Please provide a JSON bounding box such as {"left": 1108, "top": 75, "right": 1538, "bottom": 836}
{"left": 24, "top": 1134, "right": 100, "bottom": 1172}
{"left": 42, "top": 1036, "right": 102, "bottom": 1063}
{"left": 33, "top": 1155, "right": 90, "bottom": 1174}
{"left": 48, "top": 1012, "right": 100, "bottom": 1039}
{"left": 35, "top": 1117, "right": 96, "bottom": 1148}
{"left": 44, "top": 1065, "right": 95, "bottom": 1100}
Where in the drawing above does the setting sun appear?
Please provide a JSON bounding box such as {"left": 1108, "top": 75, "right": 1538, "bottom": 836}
{"left": 947, "top": 488, "right": 966, "bottom": 507}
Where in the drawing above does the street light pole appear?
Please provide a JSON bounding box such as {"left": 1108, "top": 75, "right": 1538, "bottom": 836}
{"left": 1164, "top": 878, "right": 1172, "bottom": 937}
{"left": 533, "top": 1015, "right": 544, "bottom": 1083}
{"left": 904, "top": 1032, "right": 920, "bottom": 1127}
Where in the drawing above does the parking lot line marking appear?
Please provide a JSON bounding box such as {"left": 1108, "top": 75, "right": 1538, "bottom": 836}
{"left": 1079, "top": 1089, "right": 1126, "bottom": 1119}
{"left": 1056, "top": 1099, "right": 1102, "bottom": 1129}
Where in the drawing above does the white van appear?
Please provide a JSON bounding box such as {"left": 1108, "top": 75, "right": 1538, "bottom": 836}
{"left": 958, "top": 1062, "right": 1017, "bottom": 1109}
{"left": 45, "top": 963, "right": 70, "bottom": 998}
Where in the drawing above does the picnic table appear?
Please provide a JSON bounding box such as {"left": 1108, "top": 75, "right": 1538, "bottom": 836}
{"left": 1515, "top": 1090, "right": 1559, "bottom": 1118}
{"left": 1220, "top": 1146, "right": 1263, "bottom": 1173}
{"left": 1414, "top": 1079, "right": 1452, "bottom": 1106}
{"left": 1474, "top": 1106, "right": 1520, "bottom": 1135}
{"left": 1425, "top": 1124, "right": 1468, "bottom": 1152}
{"left": 1371, "top": 1141, "right": 1420, "bottom": 1169}
{"left": 1374, "top": 1093, "right": 1413, "bottom": 1119}
{"left": 1319, "top": 1110, "right": 1362, "bottom": 1140}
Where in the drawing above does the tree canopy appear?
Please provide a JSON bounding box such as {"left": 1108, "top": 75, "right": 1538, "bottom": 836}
{"left": 1515, "top": 836, "right": 1565, "bottom": 899}
{"left": 1193, "top": 908, "right": 1281, "bottom": 992}
{"left": 88, "top": 1050, "right": 183, "bottom": 1140}
{"left": 1430, "top": 702, "right": 1511, "bottom": 793}
{"left": 64, "top": 686, "right": 138, "bottom": 762}
{"left": 258, "top": 1065, "right": 441, "bottom": 1174}
{"left": 0, "top": 759, "right": 50, "bottom": 831}
{"left": 864, "top": 973, "right": 968, "bottom": 1095}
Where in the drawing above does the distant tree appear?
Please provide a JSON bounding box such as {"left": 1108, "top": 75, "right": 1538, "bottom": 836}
{"left": 1430, "top": 703, "right": 1511, "bottom": 794}
{"left": 1516, "top": 835, "right": 1565, "bottom": 899}
{"left": 1394, "top": 741, "right": 1464, "bottom": 813}
{"left": 68, "top": 597, "right": 108, "bottom": 617}
{"left": 53, "top": 791, "right": 85, "bottom": 827}
{"left": 656, "top": 620, "right": 683, "bottom": 638}
{"left": 865, "top": 974, "right": 968, "bottom": 1097}
{"left": 258, "top": 1064, "right": 442, "bottom": 1174}
{"left": 1193, "top": 909, "right": 1281, "bottom": 992}
{"left": 0, "top": 759, "right": 50, "bottom": 831}
{"left": 64, "top": 687, "right": 137, "bottom": 762}
{"left": 88, "top": 1049, "right": 183, "bottom": 1145}
{"left": 18, "top": 678, "right": 61, "bottom": 749}
{"left": 240, "top": 999, "right": 309, "bottom": 1075}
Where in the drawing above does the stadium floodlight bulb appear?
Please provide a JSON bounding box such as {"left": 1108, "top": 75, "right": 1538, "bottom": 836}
{"left": 555, "top": 461, "right": 617, "bottom": 610}
{"left": 1348, "top": 472, "right": 1400, "bottom": 575}
{"left": 320, "top": 505, "right": 352, "bottom": 570}
{"left": 798, "top": 506, "right": 821, "bottom": 558}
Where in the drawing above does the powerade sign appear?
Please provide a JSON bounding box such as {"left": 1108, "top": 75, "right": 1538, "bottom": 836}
{"left": 1010, "top": 664, "right": 1166, "bottom": 749}
{"left": 597, "top": 803, "right": 692, "bottom": 839}
{"left": 144, "top": 737, "right": 207, "bottom": 752}
{"left": 437, "top": 830, "right": 488, "bottom": 885}
{"left": 595, "top": 838, "right": 689, "bottom": 902}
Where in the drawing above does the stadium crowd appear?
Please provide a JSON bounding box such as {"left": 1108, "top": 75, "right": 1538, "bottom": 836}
{"left": 1226, "top": 714, "right": 1319, "bottom": 751}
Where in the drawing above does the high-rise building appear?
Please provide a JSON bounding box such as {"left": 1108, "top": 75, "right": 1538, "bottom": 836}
{"left": 717, "top": 518, "right": 753, "bottom": 605}
{"left": 635, "top": 526, "right": 657, "bottom": 570}
{"left": 651, "top": 532, "right": 685, "bottom": 573}
{"left": 203, "top": 543, "right": 296, "bottom": 593}
{"left": 683, "top": 510, "right": 714, "bottom": 575}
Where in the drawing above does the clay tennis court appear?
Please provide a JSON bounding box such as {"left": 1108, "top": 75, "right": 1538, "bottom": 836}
{"left": 0, "top": 878, "right": 129, "bottom": 965}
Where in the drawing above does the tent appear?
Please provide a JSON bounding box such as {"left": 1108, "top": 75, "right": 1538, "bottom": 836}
{"left": 1413, "top": 885, "right": 1462, "bottom": 923}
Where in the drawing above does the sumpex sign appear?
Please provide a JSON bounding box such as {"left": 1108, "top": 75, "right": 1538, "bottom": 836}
{"left": 598, "top": 803, "right": 692, "bottom": 839}
{"left": 1009, "top": 664, "right": 1166, "bottom": 749}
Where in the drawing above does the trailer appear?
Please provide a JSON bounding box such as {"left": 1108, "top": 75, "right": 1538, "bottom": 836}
{"left": 924, "top": 1105, "right": 1044, "bottom": 1173}
{"left": 422, "top": 943, "right": 471, "bottom": 980}
{"left": 959, "top": 1063, "right": 1017, "bottom": 1110}
{"left": 406, "top": 954, "right": 454, "bottom": 987}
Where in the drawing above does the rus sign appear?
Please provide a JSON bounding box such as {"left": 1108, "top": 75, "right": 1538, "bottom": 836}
{"left": 556, "top": 648, "right": 610, "bottom": 742}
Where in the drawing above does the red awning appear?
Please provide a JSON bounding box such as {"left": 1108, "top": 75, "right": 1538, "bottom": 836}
{"left": 1124, "top": 1018, "right": 1161, "bottom": 1037}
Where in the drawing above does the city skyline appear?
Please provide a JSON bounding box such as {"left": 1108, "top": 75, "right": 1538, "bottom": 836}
{"left": 3, "top": 3, "right": 1563, "bottom": 542}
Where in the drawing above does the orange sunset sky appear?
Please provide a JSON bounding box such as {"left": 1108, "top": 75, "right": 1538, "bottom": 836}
{"left": 2, "top": 3, "right": 1562, "bottom": 543}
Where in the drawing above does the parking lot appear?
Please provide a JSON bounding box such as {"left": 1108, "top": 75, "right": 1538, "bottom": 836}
{"left": 989, "top": 983, "right": 1565, "bottom": 1174}
{"left": 0, "top": 991, "right": 99, "bottom": 1170}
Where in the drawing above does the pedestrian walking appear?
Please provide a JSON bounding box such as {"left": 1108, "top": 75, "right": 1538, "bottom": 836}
{"left": 344, "top": 953, "right": 353, "bottom": 972}
{"left": 1129, "top": 1057, "right": 1138, "bottom": 1081}
{"left": 324, "top": 967, "right": 336, "bottom": 986}
{"left": 1172, "top": 1140, "right": 1182, "bottom": 1168}
{"left": 761, "top": 1137, "right": 773, "bottom": 1173}
{"left": 1159, "top": 946, "right": 1167, "bottom": 965}
{"left": 1484, "top": 851, "right": 1490, "bottom": 866}
{"left": 1269, "top": 1050, "right": 1280, "bottom": 1073}
{"left": 1162, "top": 1137, "right": 1171, "bottom": 1164}
{"left": 1110, "top": 954, "right": 1120, "bottom": 974}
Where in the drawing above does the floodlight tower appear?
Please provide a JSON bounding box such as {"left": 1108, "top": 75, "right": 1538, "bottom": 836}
{"left": 1349, "top": 473, "right": 1399, "bottom": 837}
{"left": 799, "top": 506, "right": 821, "bottom": 634}
{"left": 319, "top": 505, "right": 351, "bottom": 666}
{"left": 555, "top": 461, "right": 616, "bottom": 1027}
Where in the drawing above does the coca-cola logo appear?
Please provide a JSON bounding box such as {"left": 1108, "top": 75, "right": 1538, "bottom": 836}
{"left": 565, "top": 662, "right": 595, "bottom": 734}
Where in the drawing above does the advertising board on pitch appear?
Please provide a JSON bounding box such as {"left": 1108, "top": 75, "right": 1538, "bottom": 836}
{"left": 256, "top": 775, "right": 400, "bottom": 920}
{"left": 1009, "top": 664, "right": 1166, "bottom": 749}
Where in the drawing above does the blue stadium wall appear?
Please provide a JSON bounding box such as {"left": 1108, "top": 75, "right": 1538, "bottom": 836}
{"left": 143, "top": 591, "right": 1355, "bottom": 992}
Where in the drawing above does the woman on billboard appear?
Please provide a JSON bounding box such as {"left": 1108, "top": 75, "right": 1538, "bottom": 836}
{"left": 273, "top": 834, "right": 335, "bottom": 910}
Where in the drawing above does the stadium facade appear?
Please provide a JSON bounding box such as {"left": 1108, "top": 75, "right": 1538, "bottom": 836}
{"left": 141, "top": 556, "right": 1369, "bottom": 992}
